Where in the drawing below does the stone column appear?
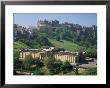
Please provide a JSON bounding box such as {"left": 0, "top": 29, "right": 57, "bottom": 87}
{"left": 39, "top": 54, "right": 41, "bottom": 59}
{"left": 67, "top": 56, "right": 69, "bottom": 62}
{"left": 35, "top": 52, "right": 37, "bottom": 59}
{"left": 23, "top": 52, "right": 26, "bottom": 59}
{"left": 74, "top": 56, "right": 76, "bottom": 63}
{"left": 20, "top": 52, "right": 21, "bottom": 58}
{"left": 68, "top": 55, "right": 71, "bottom": 63}
{"left": 63, "top": 55, "right": 65, "bottom": 61}
{"left": 41, "top": 55, "right": 42, "bottom": 60}
{"left": 67, "top": 55, "right": 69, "bottom": 61}
{"left": 37, "top": 53, "right": 39, "bottom": 58}
{"left": 20, "top": 52, "right": 22, "bottom": 59}
{"left": 55, "top": 54, "right": 57, "bottom": 59}
{"left": 76, "top": 56, "right": 79, "bottom": 63}
{"left": 65, "top": 55, "right": 67, "bottom": 61}
{"left": 60, "top": 56, "right": 62, "bottom": 60}
{"left": 68, "top": 56, "right": 70, "bottom": 62}
{"left": 22, "top": 52, "right": 23, "bottom": 59}
{"left": 42, "top": 56, "right": 43, "bottom": 60}
{"left": 72, "top": 56, "right": 74, "bottom": 63}
{"left": 54, "top": 54, "right": 56, "bottom": 58}
{"left": 57, "top": 54, "right": 58, "bottom": 59}
{"left": 72, "top": 56, "right": 73, "bottom": 63}
{"left": 70, "top": 56, "right": 72, "bottom": 63}
{"left": 64, "top": 56, "right": 66, "bottom": 61}
{"left": 30, "top": 51, "right": 32, "bottom": 58}
{"left": 71, "top": 56, "right": 73, "bottom": 63}
{"left": 34, "top": 51, "right": 35, "bottom": 59}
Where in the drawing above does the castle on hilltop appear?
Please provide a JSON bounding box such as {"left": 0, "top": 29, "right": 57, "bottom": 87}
{"left": 37, "top": 19, "right": 60, "bottom": 29}
{"left": 19, "top": 47, "right": 85, "bottom": 64}
{"left": 14, "top": 20, "right": 97, "bottom": 40}
{"left": 36, "top": 19, "right": 74, "bottom": 30}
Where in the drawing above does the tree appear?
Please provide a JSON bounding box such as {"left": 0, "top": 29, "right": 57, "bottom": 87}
{"left": 33, "top": 68, "right": 44, "bottom": 75}
{"left": 23, "top": 55, "right": 45, "bottom": 70}
{"left": 44, "top": 57, "right": 55, "bottom": 69}
{"left": 60, "top": 61, "right": 73, "bottom": 73}
{"left": 85, "top": 47, "right": 97, "bottom": 58}
{"left": 52, "top": 59, "right": 63, "bottom": 73}
{"left": 44, "top": 57, "right": 62, "bottom": 74}
{"left": 74, "top": 64, "right": 79, "bottom": 75}
{"left": 56, "top": 34, "right": 60, "bottom": 41}
{"left": 34, "top": 58, "right": 44, "bottom": 68}
{"left": 14, "top": 57, "right": 23, "bottom": 70}
{"left": 23, "top": 55, "right": 35, "bottom": 71}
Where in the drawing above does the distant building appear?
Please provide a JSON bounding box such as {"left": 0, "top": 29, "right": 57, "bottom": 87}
{"left": 51, "top": 20, "right": 60, "bottom": 27}
{"left": 37, "top": 19, "right": 50, "bottom": 30}
{"left": 37, "top": 19, "right": 60, "bottom": 30}
{"left": 19, "top": 47, "right": 85, "bottom": 63}
{"left": 13, "top": 24, "right": 34, "bottom": 39}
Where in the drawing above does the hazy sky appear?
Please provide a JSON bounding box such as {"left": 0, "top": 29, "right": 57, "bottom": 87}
{"left": 14, "top": 13, "right": 97, "bottom": 28}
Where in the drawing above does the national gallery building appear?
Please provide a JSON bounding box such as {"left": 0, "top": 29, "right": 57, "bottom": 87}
{"left": 19, "top": 47, "right": 85, "bottom": 63}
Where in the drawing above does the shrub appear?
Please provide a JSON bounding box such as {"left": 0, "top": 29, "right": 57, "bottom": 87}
{"left": 44, "top": 57, "right": 62, "bottom": 74}
{"left": 60, "top": 61, "right": 73, "bottom": 73}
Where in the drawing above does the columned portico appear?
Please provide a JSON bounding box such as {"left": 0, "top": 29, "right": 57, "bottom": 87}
{"left": 19, "top": 48, "right": 84, "bottom": 64}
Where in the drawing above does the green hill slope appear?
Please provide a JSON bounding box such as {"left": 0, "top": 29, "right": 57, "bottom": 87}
{"left": 14, "top": 40, "right": 84, "bottom": 52}
{"left": 14, "top": 41, "right": 30, "bottom": 51}
{"left": 14, "top": 41, "right": 30, "bottom": 59}
{"left": 49, "top": 39, "right": 84, "bottom": 52}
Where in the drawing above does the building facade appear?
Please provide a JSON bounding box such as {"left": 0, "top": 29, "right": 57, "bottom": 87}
{"left": 19, "top": 47, "right": 85, "bottom": 63}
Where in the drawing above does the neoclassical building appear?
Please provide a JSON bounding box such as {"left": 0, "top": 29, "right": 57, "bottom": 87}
{"left": 19, "top": 47, "right": 85, "bottom": 63}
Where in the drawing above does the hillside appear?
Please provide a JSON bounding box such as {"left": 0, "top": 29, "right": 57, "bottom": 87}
{"left": 14, "top": 41, "right": 30, "bottom": 59}
{"left": 13, "top": 22, "right": 97, "bottom": 58}
{"left": 14, "top": 41, "right": 30, "bottom": 51}
{"left": 49, "top": 39, "right": 84, "bottom": 52}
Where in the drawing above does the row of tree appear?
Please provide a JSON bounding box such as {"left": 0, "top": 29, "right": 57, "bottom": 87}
{"left": 14, "top": 55, "right": 78, "bottom": 75}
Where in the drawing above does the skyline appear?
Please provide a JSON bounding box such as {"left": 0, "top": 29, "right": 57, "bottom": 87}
{"left": 14, "top": 13, "right": 97, "bottom": 28}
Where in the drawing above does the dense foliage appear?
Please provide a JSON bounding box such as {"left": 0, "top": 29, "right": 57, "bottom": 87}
{"left": 14, "top": 23, "right": 97, "bottom": 48}
{"left": 14, "top": 56, "right": 97, "bottom": 75}
{"left": 13, "top": 22, "right": 97, "bottom": 75}
{"left": 44, "top": 57, "right": 63, "bottom": 74}
{"left": 14, "top": 23, "right": 97, "bottom": 57}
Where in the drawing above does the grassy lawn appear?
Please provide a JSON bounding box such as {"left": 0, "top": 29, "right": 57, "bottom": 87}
{"left": 14, "top": 39, "right": 84, "bottom": 52}
{"left": 78, "top": 67, "right": 97, "bottom": 75}
{"left": 14, "top": 41, "right": 30, "bottom": 50}
{"left": 15, "top": 67, "right": 97, "bottom": 75}
{"left": 49, "top": 39, "right": 84, "bottom": 52}
{"left": 14, "top": 41, "right": 30, "bottom": 55}
{"left": 14, "top": 41, "right": 31, "bottom": 59}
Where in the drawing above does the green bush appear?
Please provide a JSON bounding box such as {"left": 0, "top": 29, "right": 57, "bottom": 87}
{"left": 44, "top": 57, "right": 62, "bottom": 74}
{"left": 85, "top": 47, "right": 97, "bottom": 58}
{"left": 60, "top": 61, "right": 73, "bottom": 73}
{"left": 33, "top": 68, "right": 44, "bottom": 75}
{"left": 34, "top": 58, "right": 44, "bottom": 68}
{"left": 22, "top": 55, "right": 35, "bottom": 71}
{"left": 14, "top": 58, "right": 23, "bottom": 70}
